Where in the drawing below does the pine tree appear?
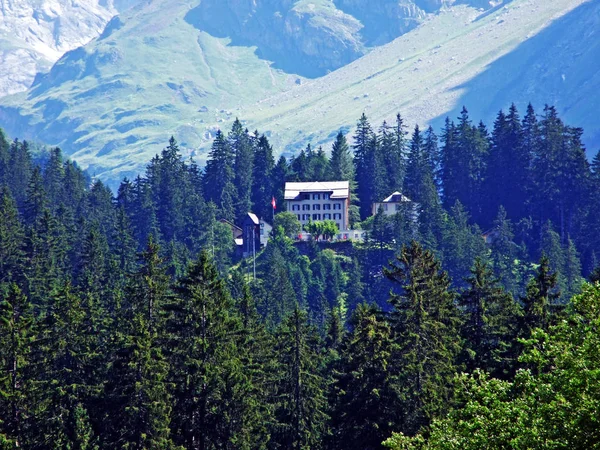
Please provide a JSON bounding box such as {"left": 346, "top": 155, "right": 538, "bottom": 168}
{"left": 329, "top": 304, "right": 400, "bottom": 450}
{"left": 309, "top": 146, "right": 330, "bottom": 182}
{"left": 271, "top": 307, "right": 329, "bottom": 450}
{"left": 5, "top": 140, "right": 32, "bottom": 209}
{"left": 379, "top": 120, "right": 402, "bottom": 196}
{"left": 42, "top": 147, "right": 65, "bottom": 210}
{"left": 385, "top": 241, "right": 462, "bottom": 435}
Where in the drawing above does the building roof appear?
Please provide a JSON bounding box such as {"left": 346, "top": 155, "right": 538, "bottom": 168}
{"left": 246, "top": 212, "right": 260, "bottom": 225}
{"left": 284, "top": 181, "right": 350, "bottom": 200}
{"left": 378, "top": 191, "right": 412, "bottom": 203}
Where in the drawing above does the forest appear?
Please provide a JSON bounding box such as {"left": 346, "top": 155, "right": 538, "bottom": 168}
{"left": 1, "top": 103, "right": 600, "bottom": 449}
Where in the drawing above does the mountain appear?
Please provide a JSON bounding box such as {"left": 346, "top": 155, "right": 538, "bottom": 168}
{"left": 0, "top": 0, "right": 597, "bottom": 187}
{"left": 247, "top": 0, "right": 599, "bottom": 157}
{"left": 0, "top": 0, "right": 139, "bottom": 98}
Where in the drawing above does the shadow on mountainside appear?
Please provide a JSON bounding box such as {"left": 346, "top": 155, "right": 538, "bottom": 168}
{"left": 431, "top": 0, "right": 600, "bottom": 153}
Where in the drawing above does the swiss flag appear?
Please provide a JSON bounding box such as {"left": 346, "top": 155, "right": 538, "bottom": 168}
{"left": 271, "top": 196, "right": 277, "bottom": 210}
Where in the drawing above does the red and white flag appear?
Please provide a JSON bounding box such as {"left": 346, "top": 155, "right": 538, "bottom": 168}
{"left": 271, "top": 196, "right": 277, "bottom": 210}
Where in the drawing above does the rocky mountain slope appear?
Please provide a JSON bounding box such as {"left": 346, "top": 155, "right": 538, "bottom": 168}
{"left": 0, "top": 0, "right": 597, "bottom": 187}
{"left": 0, "top": 0, "right": 139, "bottom": 97}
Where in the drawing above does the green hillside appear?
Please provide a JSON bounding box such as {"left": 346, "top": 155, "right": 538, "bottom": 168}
{"left": 0, "top": 0, "right": 301, "bottom": 182}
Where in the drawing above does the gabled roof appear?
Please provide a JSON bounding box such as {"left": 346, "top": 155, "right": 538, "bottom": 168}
{"left": 379, "top": 191, "right": 412, "bottom": 203}
{"left": 284, "top": 181, "right": 350, "bottom": 200}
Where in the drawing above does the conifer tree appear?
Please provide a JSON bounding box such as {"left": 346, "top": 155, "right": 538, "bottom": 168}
{"left": 167, "top": 251, "right": 250, "bottom": 450}
{"left": 271, "top": 307, "right": 329, "bottom": 450}
{"left": 459, "top": 258, "right": 521, "bottom": 377}
{"left": 105, "top": 238, "right": 173, "bottom": 449}
{"left": 521, "top": 255, "right": 561, "bottom": 336}
{"left": 42, "top": 147, "right": 65, "bottom": 210}
{"left": 251, "top": 135, "right": 275, "bottom": 219}
{"left": 204, "top": 130, "right": 235, "bottom": 216}
{"left": 23, "top": 167, "right": 47, "bottom": 226}
{"left": 329, "top": 304, "right": 400, "bottom": 450}
{"left": 353, "top": 114, "right": 377, "bottom": 219}
{"left": 385, "top": 241, "right": 461, "bottom": 435}
{"left": 5, "top": 139, "right": 32, "bottom": 209}
{"left": 31, "top": 281, "right": 100, "bottom": 449}
{"left": 230, "top": 119, "right": 254, "bottom": 222}
{"left": 329, "top": 132, "right": 354, "bottom": 182}
{"left": 0, "top": 187, "right": 24, "bottom": 284}
{"left": 379, "top": 120, "right": 401, "bottom": 195}
{"left": 489, "top": 206, "right": 519, "bottom": 295}
{"left": 0, "top": 284, "right": 34, "bottom": 447}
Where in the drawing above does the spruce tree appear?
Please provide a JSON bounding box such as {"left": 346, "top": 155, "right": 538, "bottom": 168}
{"left": 0, "top": 284, "right": 34, "bottom": 447}
{"left": 384, "top": 241, "right": 462, "bottom": 435}
{"left": 251, "top": 135, "right": 275, "bottom": 219}
{"left": 329, "top": 132, "right": 354, "bottom": 182}
{"left": 204, "top": 130, "right": 235, "bottom": 217}
{"left": 271, "top": 307, "right": 329, "bottom": 450}
{"left": 329, "top": 304, "right": 400, "bottom": 450}
{"left": 353, "top": 114, "right": 376, "bottom": 219}
{"left": 104, "top": 238, "right": 173, "bottom": 449}
{"left": 520, "top": 255, "right": 561, "bottom": 336}
{"left": 459, "top": 258, "right": 521, "bottom": 377}
{"left": 167, "top": 251, "right": 249, "bottom": 450}
{"left": 0, "top": 187, "right": 24, "bottom": 284}
{"left": 230, "top": 119, "right": 254, "bottom": 222}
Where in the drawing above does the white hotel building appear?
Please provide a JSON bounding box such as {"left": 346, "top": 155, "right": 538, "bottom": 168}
{"left": 284, "top": 181, "right": 350, "bottom": 231}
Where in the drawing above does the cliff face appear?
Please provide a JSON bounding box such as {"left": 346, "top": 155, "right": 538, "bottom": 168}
{"left": 185, "top": 0, "right": 364, "bottom": 77}
{"left": 0, "top": 0, "right": 138, "bottom": 97}
{"left": 186, "top": 0, "right": 500, "bottom": 77}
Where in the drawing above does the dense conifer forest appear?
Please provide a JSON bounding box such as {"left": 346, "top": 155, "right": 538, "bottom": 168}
{"left": 1, "top": 103, "right": 600, "bottom": 448}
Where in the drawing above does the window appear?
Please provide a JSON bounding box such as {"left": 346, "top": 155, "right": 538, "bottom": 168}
{"left": 302, "top": 214, "right": 310, "bottom": 221}
{"left": 334, "top": 213, "right": 341, "bottom": 220}
{"left": 323, "top": 213, "right": 331, "bottom": 220}
{"left": 384, "top": 204, "right": 388, "bottom": 211}
{"left": 313, "top": 214, "right": 321, "bottom": 220}
{"left": 333, "top": 203, "right": 341, "bottom": 210}
{"left": 292, "top": 204, "right": 300, "bottom": 211}
{"left": 304, "top": 193, "right": 311, "bottom": 200}
{"left": 313, "top": 204, "right": 321, "bottom": 210}
{"left": 313, "top": 193, "right": 321, "bottom": 200}
{"left": 323, "top": 203, "right": 331, "bottom": 210}
{"left": 297, "top": 214, "right": 301, "bottom": 221}
{"left": 302, "top": 204, "right": 310, "bottom": 211}
{"left": 324, "top": 193, "right": 330, "bottom": 200}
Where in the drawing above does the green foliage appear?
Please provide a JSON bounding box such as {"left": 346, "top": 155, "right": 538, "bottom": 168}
{"left": 273, "top": 212, "right": 302, "bottom": 237}
{"left": 385, "top": 282, "right": 600, "bottom": 450}
{"left": 304, "top": 220, "right": 339, "bottom": 241}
